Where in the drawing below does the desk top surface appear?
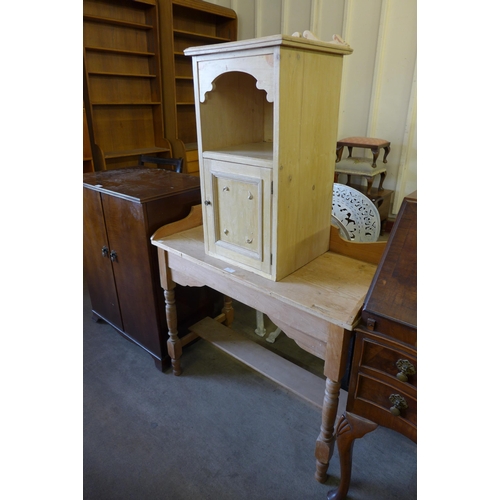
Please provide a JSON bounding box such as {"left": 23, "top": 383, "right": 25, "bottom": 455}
{"left": 152, "top": 225, "right": 378, "bottom": 330}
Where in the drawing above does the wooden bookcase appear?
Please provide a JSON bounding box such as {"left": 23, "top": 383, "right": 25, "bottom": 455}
{"left": 188, "top": 35, "right": 352, "bottom": 281}
{"left": 158, "top": 0, "right": 237, "bottom": 175}
{"left": 83, "top": 0, "right": 172, "bottom": 171}
{"left": 83, "top": 105, "right": 95, "bottom": 173}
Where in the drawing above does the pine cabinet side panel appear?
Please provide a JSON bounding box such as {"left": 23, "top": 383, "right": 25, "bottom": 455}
{"left": 275, "top": 48, "right": 343, "bottom": 280}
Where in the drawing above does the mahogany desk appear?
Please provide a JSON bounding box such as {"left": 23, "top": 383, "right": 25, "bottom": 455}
{"left": 151, "top": 205, "right": 386, "bottom": 484}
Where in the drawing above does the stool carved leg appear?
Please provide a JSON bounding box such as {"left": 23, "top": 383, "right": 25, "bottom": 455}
{"left": 378, "top": 171, "right": 387, "bottom": 191}
{"left": 366, "top": 176, "right": 374, "bottom": 194}
{"left": 370, "top": 147, "right": 381, "bottom": 168}
{"left": 336, "top": 146, "right": 344, "bottom": 163}
{"left": 326, "top": 412, "right": 378, "bottom": 500}
{"left": 164, "top": 288, "right": 183, "bottom": 376}
{"left": 382, "top": 145, "right": 391, "bottom": 163}
{"left": 315, "top": 378, "right": 341, "bottom": 483}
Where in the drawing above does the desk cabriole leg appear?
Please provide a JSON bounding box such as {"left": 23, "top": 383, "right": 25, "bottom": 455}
{"left": 326, "top": 412, "right": 378, "bottom": 500}
{"left": 164, "top": 288, "right": 182, "bottom": 376}
{"left": 315, "top": 378, "right": 341, "bottom": 483}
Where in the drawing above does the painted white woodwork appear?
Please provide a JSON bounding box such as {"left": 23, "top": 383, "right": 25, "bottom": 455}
{"left": 206, "top": 0, "right": 416, "bottom": 217}
{"left": 332, "top": 184, "right": 380, "bottom": 242}
{"left": 187, "top": 34, "right": 352, "bottom": 281}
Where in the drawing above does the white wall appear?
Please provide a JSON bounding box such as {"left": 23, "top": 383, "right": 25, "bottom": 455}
{"left": 209, "top": 0, "right": 417, "bottom": 215}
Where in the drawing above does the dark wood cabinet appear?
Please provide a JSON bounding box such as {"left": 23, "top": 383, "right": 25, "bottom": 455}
{"left": 328, "top": 191, "right": 417, "bottom": 500}
{"left": 83, "top": 168, "right": 217, "bottom": 371}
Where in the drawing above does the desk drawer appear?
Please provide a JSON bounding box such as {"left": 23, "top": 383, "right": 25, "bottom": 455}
{"left": 347, "top": 329, "right": 417, "bottom": 442}
{"left": 358, "top": 332, "right": 417, "bottom": 389}
{"left": 349, "top": 373, "right": 416, "bottom": 442}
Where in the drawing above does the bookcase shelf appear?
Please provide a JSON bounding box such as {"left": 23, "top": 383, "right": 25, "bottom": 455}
{"left": 86, "top": 47, "right": 156, "bottom": 57}
{"left": 83, "top": 0, "right": 171, "bottom": 171}
{"left": 104, "top": 146, "right": 171, "bottom": 159}
{"left": 83, "top": 14, "right": 153, "bottom": 30}
{"left": 88, "top": 72, "right": 157, "bottom": 78}
{"left": 173, "top": 28, "right": 232, "bottom": 43}
{"left": 159, "top": 0, "right": 237, "bottom": 176}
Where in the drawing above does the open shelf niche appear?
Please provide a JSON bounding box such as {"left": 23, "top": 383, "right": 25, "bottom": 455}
{"left": 200, "top": 71, "right": 274, "bottom": 167}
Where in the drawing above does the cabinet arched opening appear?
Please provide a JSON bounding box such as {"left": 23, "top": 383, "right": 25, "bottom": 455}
{"left": 199, "top": 71, "right": 274, "bottom": 155}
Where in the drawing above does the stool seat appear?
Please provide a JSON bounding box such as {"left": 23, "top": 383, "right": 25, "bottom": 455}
{"left": 336, "top": 136, "right": 391, "bottom": 168}
{"left": 335, "top": 157, "right": 387, "bottom": 193}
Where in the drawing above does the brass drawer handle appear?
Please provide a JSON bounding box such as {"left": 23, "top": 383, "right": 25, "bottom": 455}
{"left": 396, "top": 359, "right": 416, "bottom": 382}
{"left": 389, "top": 394, "right": 408, "bottom": 416}
{"left": 223, "top": 186, "right": 229, "bottom": 192}
{"left": 246, "top": 237, "right": 253, "bottom": 244}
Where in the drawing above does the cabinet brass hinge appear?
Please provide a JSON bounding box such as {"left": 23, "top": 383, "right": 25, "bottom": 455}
{"left": 270, "top": 254, "right": 273, "bottom": 265}
{"left": 271, "top": 182, "right": 273, "bottom": 195}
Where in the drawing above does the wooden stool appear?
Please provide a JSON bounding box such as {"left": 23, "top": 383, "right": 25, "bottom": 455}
{"left": 336, "top": 137, "right": 391, "bottom": 168}
{"left": 335, "top": 137, "right": 391, "bottom": 194}
{"left": 334, "top": 158, "right": 387, "bottom": 193}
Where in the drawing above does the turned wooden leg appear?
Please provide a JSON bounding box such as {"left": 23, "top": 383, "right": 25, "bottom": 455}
{"left": 164, "top": 288, "right": 183, "bottom": 376}
{"left": 222, "top": 295, "right": 234, "bottom": 328}
{"left": 315, "top": 378, "right": 342, "bottom": 483}
{"left": 326, "top": 412, "right": 378, "bottom": 500}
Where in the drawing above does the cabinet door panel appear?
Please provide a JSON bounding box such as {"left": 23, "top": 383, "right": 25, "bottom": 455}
{"left": 203, "top": 158, "right": 272, "bottom": 274}
{"left": 101, "top": 194, "right": 162, "bottom": 357}
{"left": 83, "top": 188, "right": 123, "bottom": 329}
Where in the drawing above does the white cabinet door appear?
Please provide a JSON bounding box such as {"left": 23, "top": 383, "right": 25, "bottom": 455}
{"left": 203, "top": 158, "right": 272, "bottom": 276}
